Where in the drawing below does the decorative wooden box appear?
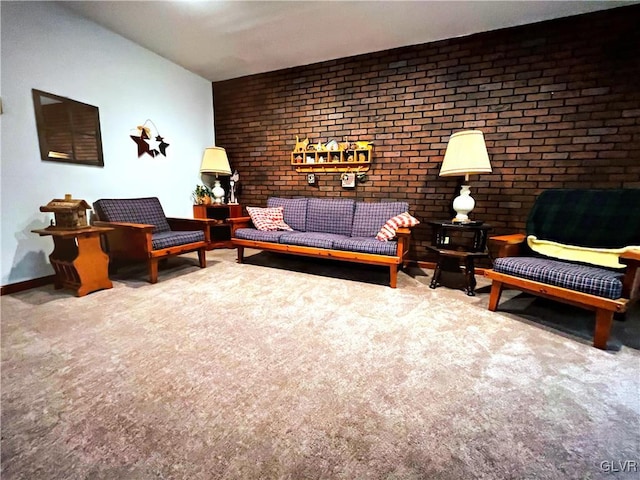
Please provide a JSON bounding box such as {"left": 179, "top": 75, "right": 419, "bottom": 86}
{"left": 40, "top": 194, "right": 91, "bottom": 230}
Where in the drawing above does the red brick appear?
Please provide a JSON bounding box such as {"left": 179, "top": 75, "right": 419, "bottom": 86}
{"left": 213, "top": 5, "right": 640, "bottom": 260}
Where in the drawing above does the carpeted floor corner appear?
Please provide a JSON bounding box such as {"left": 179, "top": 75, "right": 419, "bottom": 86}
{"left": 2, "top": 248, "right": 639, "bottom": 479}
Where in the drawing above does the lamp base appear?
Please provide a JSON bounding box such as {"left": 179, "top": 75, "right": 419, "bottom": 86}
{"left": 211, "top": 180, "right": 225, "bottom": 205}
{"left": 451, "top": 185, "right": 475, "bottom": 223}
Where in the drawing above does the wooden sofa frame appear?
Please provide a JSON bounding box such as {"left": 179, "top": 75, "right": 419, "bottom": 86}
{"left": 485, "top": 234, "right": 640, "bottom": 349}
{"left": 93, "top": 217, "right": 214, "bottom": 283}
{"left": 229, "top": 217, "right": 413, "bottom": 288}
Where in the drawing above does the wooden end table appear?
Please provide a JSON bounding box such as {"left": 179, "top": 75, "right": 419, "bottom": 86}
{"left": 193, "top": 203, "right": 243, "bottom": 249}
{"left": 427, "top": 221, "right": 491, "bottom": 296}
{"left": 32, "top": 226, "right": 113, "bottom": 296}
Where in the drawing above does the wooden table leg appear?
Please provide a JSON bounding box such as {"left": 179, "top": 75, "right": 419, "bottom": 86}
{"left": 429, "top": 255, "right": 442, "bottom": 289}
{"left": 464, "top": 256, "right": 477, "bottom": 296}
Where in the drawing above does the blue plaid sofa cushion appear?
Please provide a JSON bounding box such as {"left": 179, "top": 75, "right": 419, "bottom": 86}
{"left": 332, "top": 237, "right": 399, "bottom": 256}
{"left": 351, "top": 201, "right": 409, "bottom": 238}
{"left": 234, "top": 228, "right": 291, "bottom": 242}
{"left": 93, "top": 197, "right": 171, "bottom": 233}
{"left": 493, "top": 256, "right": 624, "bottom": 299}
{"left": 279, "top": 232, "right": 348, "bottom": 250}
{"left": 267, "top": 197, "right": 308, "bottom": 231}
{"left": 152, "top": 230, "right": 204, "bottom": 249}
{"left": 306, "top": 198, "right": 355, "bottom": 236}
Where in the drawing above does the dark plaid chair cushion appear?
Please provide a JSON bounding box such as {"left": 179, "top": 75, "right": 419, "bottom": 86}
{"left": 267, "top": 197, "right": 308, "bottom": 231}
{"left": 234, "top": 228, "right": 291, "bottom": 242}
{"left": 526, "top": 189, "right": 640, "bottom": 248}
{"left": 93, "top": 197, "right": 171, "bottom": 233}
{"left": 278, "top": 232, "right": 347, "bottom": 250}
{"left": 351, "top": 201, "right": 409, "bottom": 238}
{"left": 152, "top": 231, "right": 204, "bottom": 250}
{"left": 306, "top": 198, "right": 355, "bottom": 236}
{"left": 332, "top": 237, "right": 399, "bottom": 256}
{"left": 493, "top": 256, "right": 624, "bottom": 299}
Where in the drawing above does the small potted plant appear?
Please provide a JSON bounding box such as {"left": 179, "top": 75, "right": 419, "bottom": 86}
{"left": 192, "top": 184, "right": 212, "bottom": 205}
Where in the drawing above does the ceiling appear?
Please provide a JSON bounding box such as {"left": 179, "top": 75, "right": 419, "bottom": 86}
{"left": 59, "top": 1, "right": 635, "bottom": 82}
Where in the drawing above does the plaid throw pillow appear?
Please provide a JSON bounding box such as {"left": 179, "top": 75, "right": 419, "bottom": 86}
{"left": 247, "top": 206, "right": 293, "bottom": 231}
{"left": 376, "top": 212, "right": 419, "bottom": 241}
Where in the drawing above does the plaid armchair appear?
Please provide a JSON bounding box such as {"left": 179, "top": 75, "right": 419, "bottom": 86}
{"left": 485, "top": 189, "right": 640, "bottom": 349}
{"left": 93, "top": 197, "right": 212, "bottom": 283}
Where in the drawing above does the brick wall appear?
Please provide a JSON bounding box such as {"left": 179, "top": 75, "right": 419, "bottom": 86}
{"left": 213, "top": 5, "right": 640, "bottom": 262}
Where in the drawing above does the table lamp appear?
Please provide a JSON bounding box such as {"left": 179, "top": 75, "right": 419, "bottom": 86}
{"left": 439, "top": 130, "right": 492, "bottom": 223}
{"left": 200, "top": 147, "right": 232, "bottom": 204}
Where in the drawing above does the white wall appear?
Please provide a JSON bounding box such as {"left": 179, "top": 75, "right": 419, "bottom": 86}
{"left": 1, "top": 2, "right": 215, "bottom": 286}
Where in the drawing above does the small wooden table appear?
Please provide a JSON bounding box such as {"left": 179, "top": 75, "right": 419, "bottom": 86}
{"left": 427, "top": 221, "right": 491, "bottom": 296}
{"left": 193, "top": 203, "right": 243, "bottom": 249}
{"left": 32, "top": 226, "right": 114, "bottom": 296}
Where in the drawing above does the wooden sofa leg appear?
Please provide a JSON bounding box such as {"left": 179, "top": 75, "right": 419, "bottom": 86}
{"left": 389, "top": 264, "right": 398, "bottom": 288}
{"left": 149, "top": 259, "right": 159, "bottom": 284}
{"left": 593, "top": 309, "right": 613, "bottom": 350}
{"left": 488, "top": 281, "right": 503, "bottom": 311}
{"left": 236, "top": 246, "right": 244, "bottom": 264}
{"left": 198, "top": 248, "right": 206, "bottom": 268}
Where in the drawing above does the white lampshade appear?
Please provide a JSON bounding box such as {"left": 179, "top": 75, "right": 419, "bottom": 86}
{"left": 200, "top": 147, "right": 232, "bottom": 176}
{"left": 200, "top": 147, "right": 232, "bottom": 204}
{"left": 439, "top": 130, "right": 492, "bottom": 223}
{"left": 439, "top": 130, "right": 492, "bottom": 181}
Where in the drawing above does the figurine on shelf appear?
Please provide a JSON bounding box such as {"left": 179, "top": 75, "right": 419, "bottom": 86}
{"left": 356, "top": 140, "right": 374, "bottom": 149}
{"left": 229, "top": 170, "right": 240, "bottom": 204}
{"left": 326, "top": 139, "right": 339, "bottom": 150}
{"left": 294, "top": 136, "right": 309, "bottom": 152}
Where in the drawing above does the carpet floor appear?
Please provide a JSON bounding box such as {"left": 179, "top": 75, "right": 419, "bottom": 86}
{"left": 2, "top": 248, "right": 639, "bottom": 479}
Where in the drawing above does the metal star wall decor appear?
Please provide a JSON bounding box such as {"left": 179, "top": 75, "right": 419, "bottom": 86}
{"left": 130, "top": 119, "right": 170, "bottom": 158}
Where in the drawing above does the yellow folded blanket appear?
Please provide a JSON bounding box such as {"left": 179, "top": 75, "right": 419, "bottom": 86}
{"left": 527, "top": 236, "right": 640, "bottom": 269}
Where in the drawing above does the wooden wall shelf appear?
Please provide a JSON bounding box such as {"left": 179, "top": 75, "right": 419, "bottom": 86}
{"left": 291, "top": 141, "right": 373, "bottom": 173}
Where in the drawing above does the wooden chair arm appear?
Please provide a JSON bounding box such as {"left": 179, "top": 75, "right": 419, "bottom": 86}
{"left": 620, "top": 249, "right": 640, "bottom": 263}
{"left": 395, "top": 227, "right": 413, "bottom": 265}
{"left": 166, "top": 217, "right": 214, "bottom": 231}
{"left": 489, "top": 233, "right": 527, "bottom": 244}
{"left": 229, "top": 216, "right": 253, "bottom": 235}
{"left": 228, "top": 216, "right": 252, "bottom": 224}
{"left": 167, "top": 218, "right": 214, "bottom": 243}
{"left": 620, "top": 249, "right": 640, "bottom": 299}
{"left": 489, "top": 233, "right": 526, "bottom": 258}
{"left": 93, "top": 220, "right": 154, "bottom": 232}
{"left": 93, "top": 221, "right": 152, "bottom": 259}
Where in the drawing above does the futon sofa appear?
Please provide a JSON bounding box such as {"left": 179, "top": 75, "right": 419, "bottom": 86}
{"left": 93, "top": 197, "right": 213, "bottom": 283}
{"left": 230, "top": 197, "right": 417, "bottom": 288}
{"left": 484, "top": 189, "right": 640, "bottom": 349}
